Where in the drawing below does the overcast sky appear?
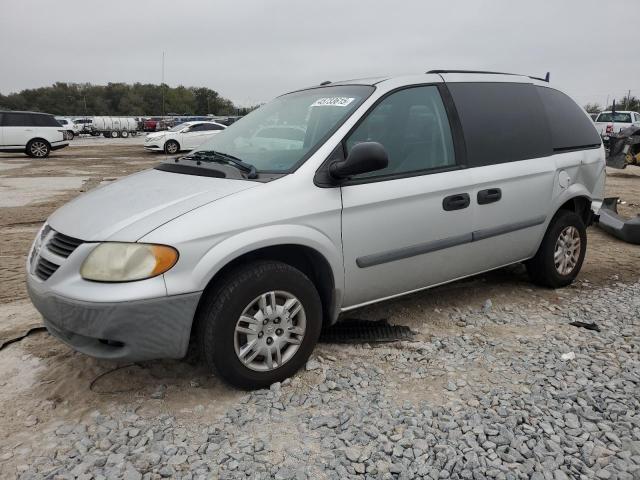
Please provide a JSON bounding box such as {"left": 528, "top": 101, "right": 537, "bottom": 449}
{"left": 1, "top": 0, "right": 637, "bottom": 108}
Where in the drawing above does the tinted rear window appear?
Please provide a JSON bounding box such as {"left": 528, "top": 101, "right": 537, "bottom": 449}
{"left": 447, "top": 82, "right": 551, "bottom": 167}
{"left": 34, "top": 114, "right": 61, "bottom": 127}
{"left": 595, "top": 112, "right": 632, "bottom": 123}
{"left": 536, "top": 87, "right": 601, "bottom": 151}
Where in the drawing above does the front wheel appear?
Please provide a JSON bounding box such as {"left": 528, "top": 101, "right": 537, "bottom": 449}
{"left": 526, "top": 210, "right": 587, "bottom": 288}
{"left": 121, "top": 130, "right": 129, "bottom": 138}
{"left": 110, "top": 131, "right": 119, "bottom": 138}
{"left": 197, "top": 261, "right": 322, "bottom": 389}
{"left": 66, "top": 130, "right": 74, "bottom": 140}
{"left": 164, "top": 140, "right": 180, "bottom": 154}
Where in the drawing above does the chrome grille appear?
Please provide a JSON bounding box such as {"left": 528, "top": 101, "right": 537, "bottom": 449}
{"left": 46, "top": 231, "right": 83, "bottom": 258}
{"left": 35, "top": 257, "right": 59, "bottom": 281}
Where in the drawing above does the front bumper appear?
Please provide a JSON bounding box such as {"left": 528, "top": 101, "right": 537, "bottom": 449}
{"left": 27, "top": 279, "right": 201, "bottom": 361}
{"left": 144, "top": 144, "right": 162, "bottom": 151}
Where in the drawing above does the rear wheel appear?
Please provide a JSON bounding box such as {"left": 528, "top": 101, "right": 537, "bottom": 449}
{"left": 26, "top": 139, "right": 50, "bottom": 158}
{"left": 121, "top": 130, "right": 129, "bottom": 138}
{"left": 526, "top": 210, "right": 587, "bottom": 288}
{"left": 197, "top": 261, "right": 322, "bottom": 389}
{"left": 110, "top": 131, "right": 119, "bottom": 138}
{"left": 164, "top": 140, "right": 180, "bottom": 154}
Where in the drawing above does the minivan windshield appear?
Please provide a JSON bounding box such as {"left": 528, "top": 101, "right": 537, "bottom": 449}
{"left": 194, "top": 85, "right": 374, "bottom": 172}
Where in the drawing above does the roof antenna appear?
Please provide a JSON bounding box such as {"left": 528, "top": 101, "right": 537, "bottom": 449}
{"left": 320, "top": 80, "right": 331, "bottom": 86}
{"left": 544, "top": 72, "right": 550, "bottom": 82}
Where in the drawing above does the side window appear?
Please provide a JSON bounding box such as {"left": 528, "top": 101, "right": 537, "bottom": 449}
{"left": 345, "top": 86, "right": 455, "bottom": 178}
{"left": 3, "top": 113, "right": 33, "bottom": 127}
{"left": 536, "top": 86, "right": 601, "bottom": 151}
{"left": 211, "top": 124, "right": 225, "bottom": 131}
{"left": 448, "top": 82, "right": 551, "bottom": 167}
{"left": 189, "top": 123, "right": 206, "bottom": 132}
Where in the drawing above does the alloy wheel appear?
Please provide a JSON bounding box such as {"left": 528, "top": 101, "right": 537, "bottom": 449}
{"left": 554, "top": 226, "right": 581, "bottom": 275}
{"left": 233, "top": 291, "right": 306, "bottom": 372}
{"left": 30, "top": 141, "right": 48, "bottom": 157}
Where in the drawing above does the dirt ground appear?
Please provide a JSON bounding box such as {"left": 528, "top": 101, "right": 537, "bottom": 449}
{"left": 0, "top": 138, "right": 639, "bottom": 477}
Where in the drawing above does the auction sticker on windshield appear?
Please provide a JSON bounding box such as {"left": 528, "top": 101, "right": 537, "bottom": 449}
{"left": 311, "top": 97, "right": 355, "bottom": 107}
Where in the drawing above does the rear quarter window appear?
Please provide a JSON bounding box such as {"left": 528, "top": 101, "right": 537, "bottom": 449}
{"left": 32, "top": 114, "right": 62, "bottom": 127}
{"left": 447, "top": 82, "right": 551, "bottom": 167}
{"left": 536, "top": 87, "right": 601, "bottom": 151}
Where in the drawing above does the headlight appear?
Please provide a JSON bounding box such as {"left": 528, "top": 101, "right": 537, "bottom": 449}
{"left": 80, "top": 243, "right": 178, "bottom": 282}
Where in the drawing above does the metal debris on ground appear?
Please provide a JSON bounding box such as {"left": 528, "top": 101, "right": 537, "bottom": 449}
{"left": 569, "top": 320, "right": 601, "bottom": 332}
{"left": 319, "top": 318, "right": 415, "bottom": 344}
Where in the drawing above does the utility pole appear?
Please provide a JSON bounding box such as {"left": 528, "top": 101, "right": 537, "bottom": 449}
{"left": 161, "top": 51, "right": 165, "bottom": 116}
{"left": 625, "top": 89, "right": 631, "bottom": 110}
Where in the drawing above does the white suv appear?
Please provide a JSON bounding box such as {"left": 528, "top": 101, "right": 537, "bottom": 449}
{"left": 27, "top": 71, "right": 605, "bottom": 388}
{"left": 55, "top": 117, "right": 81, "bottom": 140}
{"left": 144, "top": 121, "right": 226, "bottom": 154}
{"left": 0, "top": 111, "right": 69, "bottom": 157}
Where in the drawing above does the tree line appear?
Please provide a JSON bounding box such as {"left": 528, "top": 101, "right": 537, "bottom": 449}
{"left": 584, "top": 96, "right": 639, "bottom": 114}
{"left": 0, "top": 82, "right": 252, "bottom": 117}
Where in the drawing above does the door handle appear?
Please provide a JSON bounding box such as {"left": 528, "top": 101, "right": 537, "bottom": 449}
{"left": 442, "top": 193, "right": 470, "bottom": 211}
{"left": 477, "top": 188, "right": 502, "bottom": 205}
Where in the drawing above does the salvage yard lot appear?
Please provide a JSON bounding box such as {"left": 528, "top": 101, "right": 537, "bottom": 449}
{"left": 0, "top": 139, "right": 638, "bottom": 479}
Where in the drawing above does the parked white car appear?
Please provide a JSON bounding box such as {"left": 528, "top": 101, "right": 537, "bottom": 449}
{"left": 144, "top": 121, "right": 226, "bottom": 154}
{"left": 0, "top": 111, "right": 69, "bottom": 157}
{"left": 55, "top": 117, "right": 81, "bottom": 140}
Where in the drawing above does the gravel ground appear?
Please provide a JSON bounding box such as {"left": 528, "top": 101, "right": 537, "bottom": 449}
{"left": 1, "top": 144, "right": 639, "bottom": 479}
{"left": 9, "top": 281, "right": 639, "bottom": 480}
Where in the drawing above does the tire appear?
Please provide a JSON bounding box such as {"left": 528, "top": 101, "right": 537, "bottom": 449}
{"left": 121, "top": 130, "right": 129, "bottom": 138}
{"left": 197, "top": 261, "right": 323, "bottom": 390}
{"left": 164, "top": 140, "right": 180, "bottom": 154}
{"left": 26, "top": 139, "right": 50, "bottom": 158}
{"left": 110, "top": 131, "right": 119, "bottom": 138}
{"left": 526, "top": 210, "right": 587, "bottom": 288}
{"left": 66, "top": 130, "right": 74, "bottom": 140}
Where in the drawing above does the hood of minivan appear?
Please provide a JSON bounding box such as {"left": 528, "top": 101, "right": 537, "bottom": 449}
{"left": 47, "top": 169, "right": 257, "bottom": 241}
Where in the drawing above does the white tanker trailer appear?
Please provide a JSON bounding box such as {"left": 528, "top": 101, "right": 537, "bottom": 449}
{"left": 90, "top": 117, "right": 139, "bottom": 138}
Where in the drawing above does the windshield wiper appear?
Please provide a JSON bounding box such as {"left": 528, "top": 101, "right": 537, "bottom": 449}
{"left": 185, "top": 150, "right": 258, "bottom": 179}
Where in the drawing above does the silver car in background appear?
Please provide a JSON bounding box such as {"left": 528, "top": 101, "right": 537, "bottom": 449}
{"left": 27, "top": 71, "right": 605, "bottom": 389}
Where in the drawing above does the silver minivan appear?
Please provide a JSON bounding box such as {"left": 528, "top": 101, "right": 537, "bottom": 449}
{"left": 27, "top": 71, "right": 605, "bottom": 389}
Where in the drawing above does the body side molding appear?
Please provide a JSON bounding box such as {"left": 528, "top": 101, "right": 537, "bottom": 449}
{"left": 356, "top": 216, "right": 547, "bottom": 268}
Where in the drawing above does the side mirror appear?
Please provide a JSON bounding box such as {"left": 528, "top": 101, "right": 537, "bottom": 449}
{"left": 329, "top": 142, "right": 388, "bottom": 179}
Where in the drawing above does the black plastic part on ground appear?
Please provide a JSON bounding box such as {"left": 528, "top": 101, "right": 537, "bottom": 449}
{"left": 319, "top": 319, "right": 415, "bottom": 344}
{"left": 596, "top": 197, "right": 640, "bottom": 245}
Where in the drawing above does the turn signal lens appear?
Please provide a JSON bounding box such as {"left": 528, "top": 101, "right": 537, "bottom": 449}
{"left": 80, "top": 243, "right": 178, "bottom": 282}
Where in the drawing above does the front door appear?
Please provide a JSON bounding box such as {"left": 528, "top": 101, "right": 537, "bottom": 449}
{"left": 183, "top": 123, "right": 213, "bottom": 150}
{"left": 340, "top": 85, "right": 478, "bottom": 307}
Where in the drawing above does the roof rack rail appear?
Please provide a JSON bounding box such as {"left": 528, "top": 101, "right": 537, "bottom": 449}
{"left": 426, "top": 69, "right": 550, "bottom": 83}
